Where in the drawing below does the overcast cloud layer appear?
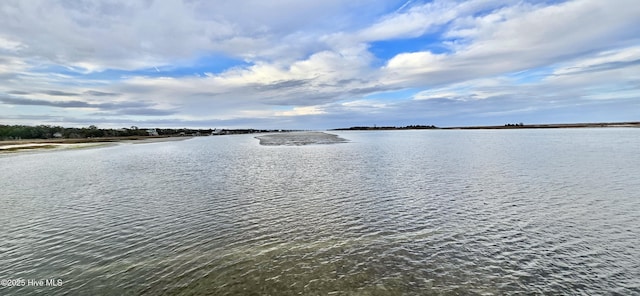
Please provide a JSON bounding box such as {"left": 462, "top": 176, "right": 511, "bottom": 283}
{"left": 1, "top": 0, "right": 639, "bottom": 129}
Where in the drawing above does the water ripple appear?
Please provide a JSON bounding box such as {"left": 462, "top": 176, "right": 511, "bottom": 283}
{"left": 1, "top": 130, "right": 639, "bottom": 295}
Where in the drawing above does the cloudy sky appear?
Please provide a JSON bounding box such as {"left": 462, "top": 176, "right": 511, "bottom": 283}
{"left": 1, "top": 0, "right": 639, "bottom": 129}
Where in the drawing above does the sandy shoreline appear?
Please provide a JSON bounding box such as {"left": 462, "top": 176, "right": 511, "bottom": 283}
{"left": 0, "top": 136, "right": 193, "bottom": 153}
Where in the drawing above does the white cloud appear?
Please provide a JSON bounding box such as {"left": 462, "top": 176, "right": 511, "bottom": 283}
{"left": 0, "top": 36, "right": 23, "bottom": 51}
{"left": 552, "top": 46, "right": 640, "bottom": 76}
{"left": 340, "top": 99, "right": 389, "bottom": 113}
{"left": 275, "top": 106, "right": 326, "bottom": 117}
{"left": 380, "top": 0, "right": 640, "bottom": 88}
{"left": 385, "top": 51, "right": 445, "bottom": 72}
{"left": 412, "top": 76, "right": 513, "bottom": 101}
{"left": 357, "top": 0, "right": 514, "bottom": 42}
{"left": 413, "top": 91, "right": 463, "bottom": 101}
{"left": 0, "top": 0, "right": 398, "bottom": 71}
{"left": 108, "top": 46, "right": 381, "bottom": 120}
{"left": 0, "top": 56, "right": 26, "bottom": 76}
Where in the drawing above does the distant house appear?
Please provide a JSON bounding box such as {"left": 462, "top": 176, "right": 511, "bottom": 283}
{"left": 146, "top": 128, "right": 159, "bottom": 136}
{"left": 53, "top": 132, "right": 63, "bottom": 138}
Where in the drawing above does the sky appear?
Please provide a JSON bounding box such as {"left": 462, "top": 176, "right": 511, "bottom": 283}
{"left": 0, "top": 0, "right": 639, "bottom": 129}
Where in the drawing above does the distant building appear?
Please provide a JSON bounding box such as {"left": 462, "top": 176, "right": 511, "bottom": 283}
{"left": 53, "top": 132, "right": 63, "bottom": 138}
{"left": 146, "top": 128, "right": 159, "bottom": 136}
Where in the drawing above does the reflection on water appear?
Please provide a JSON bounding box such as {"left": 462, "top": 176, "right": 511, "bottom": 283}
{"left": 1, "top": 129, "right": 639, "bottom": 295}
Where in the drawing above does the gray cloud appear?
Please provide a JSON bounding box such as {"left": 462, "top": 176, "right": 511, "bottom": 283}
{"left": 0, "top": 96, "right": 171, "bottom": 117}
{"left": 348, "top": 85, "right": 398, "bottom": 95}
{"left": 7, "top": 90, "right": 30, "bottom": 95}
{"left": 84, "top": 90, "right": 120, "bottom": 97}
{"left": 90, "top": 108, "right": 178, "bottom": 117}
{"left": 260, "top": 93, "right": 340, "bottom": 106}
{"left": 553, "top": 59, "right": 640, "bottom": 77}
{"left": 253, "top": 79, "right": 312, "bottom": 91}
{"left": 0, "top": 114, "right": 310, "bottom": 129}
{"left": 42, "top": 90, "right": 79, "bottom": 96}
{"left": 117, "top": 108, "right": 178, "bottom": 116}
{"left": 1, "top": 96, "right": 92, "bottom": 108}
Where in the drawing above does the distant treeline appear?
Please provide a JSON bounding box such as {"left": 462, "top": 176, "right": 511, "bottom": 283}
{"left": 333, "top": 125, "right": 438, "bottom": 131}
{"left": 0, "top": 125, "right": 173, "bottom": 140}
{"left": 0, "top": 125, "right": 295, "bottom": 140}
{"left": 2, "top": 125, "right": 146, "bottom": 140}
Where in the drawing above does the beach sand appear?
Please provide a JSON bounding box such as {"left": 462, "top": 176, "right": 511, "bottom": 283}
{"left": 0, "top": 136, "right": 192, "bottom": 153}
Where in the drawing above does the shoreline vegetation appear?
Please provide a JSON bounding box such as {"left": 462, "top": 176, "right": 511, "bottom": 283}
{"left": 0, "top": 125, "right": 295, "bottom": 153}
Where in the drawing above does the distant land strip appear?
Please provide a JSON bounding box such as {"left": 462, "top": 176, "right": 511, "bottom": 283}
{"left": 333, "top": 122, "right": 640, "bottom": 130}
{"left": 1, "top": 121, "right": 638, "bottom": 146}
{"left": 0, "top": 124, "right": 297, "bottom": 144}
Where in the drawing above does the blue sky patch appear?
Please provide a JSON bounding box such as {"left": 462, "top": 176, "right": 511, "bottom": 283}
{"left": 369, "top": 33, "right": 450, "bottom": 62}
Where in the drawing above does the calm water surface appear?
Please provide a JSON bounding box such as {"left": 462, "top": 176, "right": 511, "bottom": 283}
{"left": 1, "top": 129, "right": 639, "bottom": 295}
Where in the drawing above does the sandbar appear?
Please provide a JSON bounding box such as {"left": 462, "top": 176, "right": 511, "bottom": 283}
{"left": 255, "top": 132, "right": 348, "bottom": 146}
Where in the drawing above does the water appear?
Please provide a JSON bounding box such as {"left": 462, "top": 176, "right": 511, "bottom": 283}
{"left": 1, "top": 129, "right": 639, "bottom": 295}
